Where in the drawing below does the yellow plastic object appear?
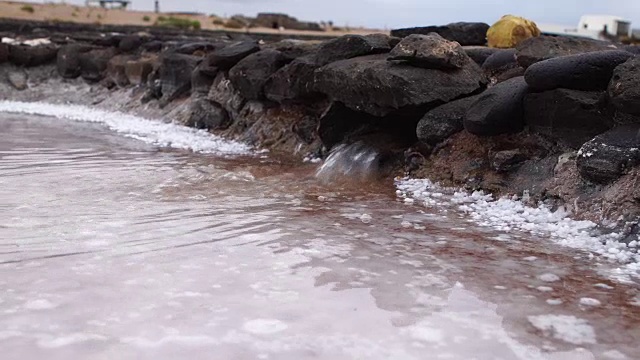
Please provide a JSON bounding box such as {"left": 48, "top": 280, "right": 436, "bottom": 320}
{"left": 487, "top": 15, "right": 541, "bottom": 48}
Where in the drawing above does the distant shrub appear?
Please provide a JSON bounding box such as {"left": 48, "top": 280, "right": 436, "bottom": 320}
{"left": 212, "top": 19, "right": 224, "bottom": 26}
{"left": 97, "top": 14, "right": 103, "bottom": 20}
{"left": 20, "top": 5, "right": 35, "bottom": 14}
{"left": 72, "top": 12, "right": 78, "bottom": 18}
{"left": 224, "top": 18, "right": 245, "bottom": 29}
{"left": 155, "top": 16, "right": 201, "bottom": 30}
{"left": 142, "top": 15, "right": 151, "bottom": 22}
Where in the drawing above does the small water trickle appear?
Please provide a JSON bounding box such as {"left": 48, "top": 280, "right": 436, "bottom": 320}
{"left": 315, "top": 142, "right": 381, "bottom": 182}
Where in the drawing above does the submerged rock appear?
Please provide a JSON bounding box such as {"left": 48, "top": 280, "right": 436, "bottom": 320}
{"left": 524, "top": 89, "right": 611, "bottom": 148}
{"left": 516, "top": 35, "right": 616, "bottom": 68}
{"left": 315, "top": 34, "right": 392, "bottom": 65}
{"left": 313, "top": 54, "right": 486, "bottom": 117}
{"left": 577, "top": 124, "right": 640, "bottom": 184}
{"left": 608, "top": 57, "right": 640, "bottom": 117}
{"left": 524, "top": 50, "right": 633, "bottom": 91}
{"left": 416, "top": 95, "right": 481, "bottom": 145}
{"left": 388, "top": 33, "right": 470, "bottom": 70}
{"left": 229, "top": 49, "right": 291, "bottom": 100}
{"left": 391, "top": 22, "right": 489, "bottom": 46}
{"left": 464, "top": 76, "right": 528, "bottom": 136}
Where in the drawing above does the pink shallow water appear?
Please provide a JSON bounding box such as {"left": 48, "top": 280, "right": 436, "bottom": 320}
{"left": 0, "top": 113, "right": 639, "bottom": 360}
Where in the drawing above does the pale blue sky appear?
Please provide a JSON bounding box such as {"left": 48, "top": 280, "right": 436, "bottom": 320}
{"left": 16, "top": 0, "right": 640, "bottom": 29}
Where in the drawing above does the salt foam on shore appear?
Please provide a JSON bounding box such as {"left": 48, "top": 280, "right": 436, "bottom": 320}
{"left": 395, "top": 178, "right": 640, "bottom": 282}
{"left": 0, "top": 101, "right": 251, "bottom": 155}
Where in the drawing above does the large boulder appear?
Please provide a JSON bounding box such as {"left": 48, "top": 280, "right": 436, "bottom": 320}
{"left": 208, "top": 72, "right": 247, "bottom": 121}
{"left": 516, "top": 35, "right": 616, "bottom": 68}
{"left": 159, "top": 53, "right": 201, "bottom": 103}
{"left": 417, "top": 94, "right": 481, "bottom": 145}
{"left": 313, "top": 54, "right": 487, "bottom": 117}
{"left": 391, "top": 22, "right": 490, "bottom": 46}
{"left": 524, "top": 50, "right": 633, "bottom": 92}
{"left": 124, "top": 56, "right": 156, "bottom": 85}
{"left": 315, "top": 34, "right": 392, "bottom": 65}
{"left": 264, "top": 39, "right": 321, "bottom": 59}
{"left": 481, "top": 48, "right": 523, "bottom": 82}
{"left": 524, "top": 89, "right": 612, "bottom": 148}
{"left": 0, "top": 43, "right": 8, "bottom": 63}
{"left": 184, "top": 98, "right": 230, "bottom": 130}
{"left": 191, "top": 63, "right": 219, "bottom": 95}
{"left": 487, "top": 15, "right": 540, "bottom": 49}
{"left": 206, "top": 40, "right": 260, "bottom": 70}
{"left": 228, "top": 49, "right": 291, "bottom": 100}
{"left": 388, "top": 33, "right": 470, "bottom": 70}
{"left": 264, "top": 55, "right": 322, "bottom": 103}
{"left": 464, "top": 46, "right": 502, "bottom": 66}
{"left": 577, "top": 124, "right": 640, "bottom": 184}
{"left": 608, "top": 57, "right": 640, "bottom": 117}
{"left": 56, "top": 44, "right": 97, "bottom": 78}
{"left": 464, "top": 76, "right": 528, "bottom": 136}
{"left": 78, "top": 47, "right": 118, "bottom": 82}
{"left": 118, "top": 35, "right": 148, "bottom": 53}
{"left": 9, "top": 44, "right": 58, "bottom": 67}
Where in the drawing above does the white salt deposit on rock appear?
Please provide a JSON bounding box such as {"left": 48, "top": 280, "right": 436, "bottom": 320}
{"left": 527, "top": 315, "right": 596, "bottom": 345}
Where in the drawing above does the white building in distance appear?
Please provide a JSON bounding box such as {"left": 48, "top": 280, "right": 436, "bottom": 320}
{"left": 538, "top": 15, "right": 632, "bottom": 40}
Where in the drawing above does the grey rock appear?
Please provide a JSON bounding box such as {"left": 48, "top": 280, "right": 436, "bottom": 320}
{"left": 206, "top": 40, "right": 260, "bottom": 70}
{"left": 516, "top": 35, "right": 616, "bottom": 68}
{"left": 185, "top": 98, "right": 230, "bottom": 130}
{"left": 9, "top": 44, "right": 58, "bottom": 67}
{"left": 417, "top": 95, "right": 481, "bottom": 145}
{"left": 228, "top": 49, "right": 291, "bottom": 100}
{"left": 315, "top": 34, "right": 392, "bottom": 65}
{"left": 159, "top": 53, "right": 202, "bottom": 104}
{"left": 6, "top": 69, "right": 28, "bottom": 90}
{"left": 608, "top": 57, "right": 640, "bottom": 117}
{"left": 56, "top": 44, "right": 97, "bottom": 78}
{"left": 491, "top": 150, "right": 528, "bottom": 172}
{"left": 78, "top": 47, "right": 118, "bottom": 82}
{"left": 464, "top": 46, "right": 501, "bottom": 66}
{"left": 388, "top": 33, "right": 470, "bottom": 70}
{"left": 264, "top": 56, "right": 322, "bottom": 103}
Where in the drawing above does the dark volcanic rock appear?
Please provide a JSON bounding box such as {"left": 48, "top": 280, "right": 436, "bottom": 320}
{"left": 159, "top": 53, "right": 201, "bottom": 103}
{"left": 577, "top": 124, "right": 640, "bottom": 184}
{"left": 318, "top": 102, "right": 378, "bottom": 149}
{"left": 482, "top": 48, "right": 523, "bottom": 83}
{"left": 9, "top": 44, "right": 58, "bottom": 67}
{"left": 208, "top": 72, "right": 247, "bottom": 120}
{"left": 608, "top": 57, "right": 640, "bottom": 117}
{"left": 228, "top": 49, "right": 291, "bottom": 100}
{"left": 141, "top": 41, "right": 164, "bottom": 53}
{"left": 464, "top": 76, "right": 528, "bottom": 136}
{"left": 623, "top": 45, "right": 640, "bottom": 55}
{"left": 524, "top": 89, "right": 612, "bottom": 148}
{"left": 315, "top": 35, "right": 392, "bottom": 65}
{"left": 206, "top": 41, "right": 260, "bottom": 70}
{"left": 264, "top": 56, "right": 322, "bottom": 103}
{"left": 313, "top": 54, "right": 487, "bottom": 117}
{"left": 524, "top": 50, "right": 633, "bottom": 92}
{"left": 491, "top": 150, "right": 528, "bottom": 172}
{"left": 107, "top": 55, "right": 133, "bottom": 87}
{"left": 118, "top": 35, "right": 148, "bottom": 53}
{"left": 185, "top": 98, "right": 230, "bottom": 130}
{"left": 78, "top": 47, "right": 118, "bottom": 82}
{"left": 57, "top": 44, "right": 97, "bottom": 78}
{"left": 516, "top": 36, "right": 616, "bottom": 69}
{"left": 174, "top": 42, "right": 221, "bottom": 56}
{"left": 416, "top": 95, "right": 481, "bottom": 145}
{"left": 6, "top": 69, "right": 28, "bottom": 90}
{"left": 264, "top": 39, "right": 321, "bottom": 59}
{"left": 0, "top": 43, "right": 8, "bottom": 63}
{"left": 191, "top": 63, "right": 219, "bottom": 94}
{"left": 388, "top": 33, "right": 470, "bottom": 70}
{"left": 124, "top": 56, "right": 156, "bottom": 85}
{"left": 391, "top": 22, "right": 489, "bottom": 46}
{"left": 464, "top": 46, "right": 501, "bottom": 66}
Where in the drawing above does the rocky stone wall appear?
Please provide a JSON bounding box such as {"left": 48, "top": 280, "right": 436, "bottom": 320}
{"left": 2, "top": 19, "right": 640, "bottom": 231}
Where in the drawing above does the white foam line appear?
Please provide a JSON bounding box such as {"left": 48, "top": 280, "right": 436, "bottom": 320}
{"left": 0, "top": 101, "right": 251, "bottom": 156}
{"left": 395, "top": 177, "right": 640, "bottom": 282}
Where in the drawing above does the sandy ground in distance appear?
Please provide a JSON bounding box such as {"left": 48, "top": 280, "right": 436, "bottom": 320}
{"left": 0, "top": 1, "right": 386, "bottom": 36}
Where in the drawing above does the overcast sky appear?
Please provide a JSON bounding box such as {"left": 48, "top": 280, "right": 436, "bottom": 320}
{"left": 21, "top": 0, "right": 640, "bottom": 29}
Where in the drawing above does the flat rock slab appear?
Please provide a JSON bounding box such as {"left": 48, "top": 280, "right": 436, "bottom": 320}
{"left": 207, "top": 41, "right": 260, "bottom": 70}
{"left": 313, "top": 54, "right": 486, "bottom": 117}
{"left": 524, "top": 50, "right": 633, "bottom": 92}
{"left": 388, "top": 33, "right": 469, "bottom": 70}
{"left": 315, "top": 34, "right": 392, "bottom": 66}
